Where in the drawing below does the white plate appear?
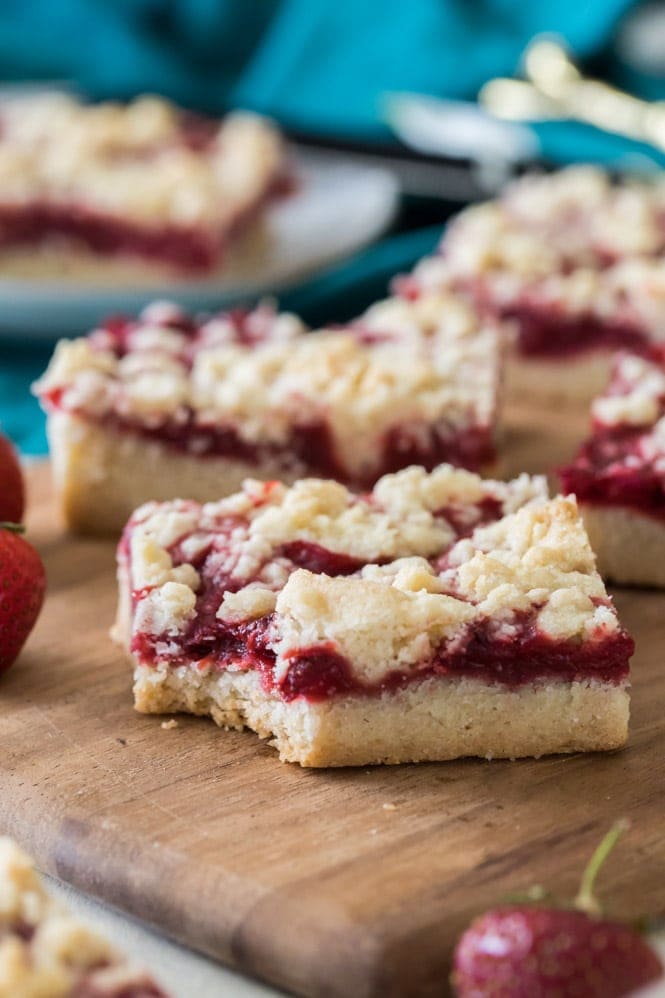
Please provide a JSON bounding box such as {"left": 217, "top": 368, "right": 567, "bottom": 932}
{"left": 0, "top": 151, "right": 399, "bottom": 339}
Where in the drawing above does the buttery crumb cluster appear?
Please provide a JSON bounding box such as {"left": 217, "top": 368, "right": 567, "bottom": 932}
{"left": 120, "top": 465, "right": 627, "bottom": 692}
{"left": 400, "top": 166, "right": 665, "bottom": 339}
{"left": 0, "top": 93, "right": 284, "bottom": 228}
{"left": 35, "top": 295, "right": 500, "bottom": 483}
{"left": 0, "top": 838, "right": 165, "bottom": 997}
{"left": 591, "top": 350, "right": 665, "bottom": 436}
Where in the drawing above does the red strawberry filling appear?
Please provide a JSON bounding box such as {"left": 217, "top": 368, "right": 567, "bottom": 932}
{"left": 503, "top": 306, "right": 648, "bottom": 359}
{"left": 125, "top": 516, "right": 633, "bottom": 702}
{"left": 132, "top": 598, "right": 632, "bottom": 702}
{"left": 395, "top": 271, "right": 651, "bottom": 359}
{"left": 463, "top": 274, "right": 649, "bottom": 359}
{"left": 560, "top": 428, "right": 665, "bottom": 521}
{"left": 0, "top": 201, "right": 221, "bottom": 272}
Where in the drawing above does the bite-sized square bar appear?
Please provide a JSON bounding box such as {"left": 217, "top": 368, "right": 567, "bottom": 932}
{"left": 396, "top": 166, "right": 665, "bottom": 404}
{"left": 114, "top": 465, "right": 632, "bottom": 767}
{"left": 35, "top": 295, "right": 501, "bottom": 535}
{"left": 0, "top": 837, "right": 167, "bottom": 997}
{"left": 0, "top": 92, "right": 286, "bottom": 279}
{"left": 560, "top": 348, "right": 665, "bottom": 586}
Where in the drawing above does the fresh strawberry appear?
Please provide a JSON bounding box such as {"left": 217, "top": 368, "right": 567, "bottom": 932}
{"left": 0, "top": 433, "right": 25, "bottom": 522}
{"left": 452, "top": 824, "right": 663, "bottom": 998}
{"left": 0, "top": 524, "right": 46, "bottom": 673}
{"left": 453, "top": 906, "right": 662, "bottom": 997}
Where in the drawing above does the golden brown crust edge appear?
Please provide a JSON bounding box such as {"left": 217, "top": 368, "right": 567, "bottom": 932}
{"left": 131, "top": 662, "right": 629, "bottom": 767}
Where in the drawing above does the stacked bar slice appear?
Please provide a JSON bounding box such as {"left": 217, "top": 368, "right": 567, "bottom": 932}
{"left": 114, "top": 464, "right": 633, "bottom": 767}
{"left": 35, "top": 295, "right": 501, "bottom": 534}
{"left": 397, "top": 166, "right": 665, "bottom": 404}
{"left": 0, "top": 837, "right": 167, "bottom": 997}
{"left": 560, "top": 348, "right": 665, "bottom": 586}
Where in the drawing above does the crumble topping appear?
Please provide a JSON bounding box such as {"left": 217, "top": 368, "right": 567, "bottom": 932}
{"left": 272, "top": 498, "right": 615, "bottom": 682}
{"left": 128, "top": 466, "right": 546, "bottom": 582}
{"left": 272, "top": 570, "right": 476, "bottom": 685}
{"left": 592, "top": 351, "right": 665, "bottom": 429}
{"left": 217, "top": 587, "right": 279, "bottom": 623}
{"left": 401, "top": 167, "right": 665, "bottom": 336}
{"left": 464, "top": 166, "right": 665, "bottom": 270}
{"left": 133, "top": 582, "right": 198, "bottom": 638}
{"left": 35, "top": 295, "right": 499, "bottom": 480}
{"left": 0, "top": 93, "right": 284, "bottom": 227}
{"left": 0, "top": 837, "right": 165, "bottom": 997}
{"left": 122, "top": 466, "right": 626, "bottom": 690}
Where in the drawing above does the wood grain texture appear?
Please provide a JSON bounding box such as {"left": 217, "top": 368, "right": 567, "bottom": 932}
{"left": 2, "top": 403, "right": 664, "bottom": 998}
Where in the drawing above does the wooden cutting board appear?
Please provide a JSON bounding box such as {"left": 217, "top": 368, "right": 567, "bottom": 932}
{"left": 2, "top": 405, "right": 665, "bottom": 998}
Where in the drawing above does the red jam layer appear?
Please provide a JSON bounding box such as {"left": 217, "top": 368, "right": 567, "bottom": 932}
{"left": 393, "top": 271, "right": 650, "bottom": 358}
{"left": 133, "top": 607, "right": 632, "bottom": 703}
{"left": 44, "top": 396, "right": 493, "bottom": 485}
{"left": 43, "top": 396, "right": 494, "bottom": 489}
{"left": 279, "top": 621, "right": 633, "bottom": 700}
{"left": 0, "top": 202, "right": 221, "bottom": 271}
{"left": 504, "top": 306, "right": 649, "bottom": 359}
{"left": 128, "top": 529, "right": 633, "bottom": 701}
{"left": 0, "top": 167, "right": 288, "bottom": 273}
{"left": 560, "top": 428, "right": 665, "bottom": 521}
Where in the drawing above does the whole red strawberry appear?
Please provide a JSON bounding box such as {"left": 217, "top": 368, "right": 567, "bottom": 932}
{"left": 453, "top": 824, "right": 663, "bottom": 998}
{"left": 453, "top": 906, "right": 662, "bottom": 998}
{"left": 0, "top": 433, "right": 25, "bottom": 522}
{"left": 0, "top": 524, "right": 46, "bottom": 673}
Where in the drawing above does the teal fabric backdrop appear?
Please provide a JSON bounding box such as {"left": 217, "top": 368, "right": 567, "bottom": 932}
{"left": 1, "top": 0, "right": 663, "bottom": 455}
{"left": 0, "top": 0, "right": 641, "bottom": 142}
{"left": 0, "top": 0, "right": 657, "bottom": 164}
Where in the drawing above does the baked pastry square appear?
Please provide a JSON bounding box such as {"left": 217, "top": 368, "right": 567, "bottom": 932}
{"left": 35, "top": 295, "right": 501, "bottom": 535}
{"left": 397, "top": 166, "right": 665, "bottom": 404}
{"left": 0, "top": 92, "right": 286, "bottom": 279}
{"left": 0, "top": 837, "right": 167, "bottom": 997}
{"left": 114, "top": 465, "right": 632, "bottom": 767}
{"left": 560, "top": 348, "right": 665, "bottom": 586}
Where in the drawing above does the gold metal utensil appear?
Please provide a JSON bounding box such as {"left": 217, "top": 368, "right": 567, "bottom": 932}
{"left": 480, "top": 38, "right": 665, "bottom": 153}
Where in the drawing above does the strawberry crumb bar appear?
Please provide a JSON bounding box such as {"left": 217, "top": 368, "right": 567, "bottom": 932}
{"left": 0, "top": 92, "right": 286, "bottom": 279}
{"left": 560, "top": 348, "right": 665, "bottom": 586}
{"left": 0, "top": 837, "right": 167, "bottom": 997}
{"left": 397, "top": 167, "right": 665, "bottom": 404}
{"left": 35, "top": 296, "right": 501, "bottom": 535}
{"left": 114, "top": 465, "right": 632, "bottom": 767}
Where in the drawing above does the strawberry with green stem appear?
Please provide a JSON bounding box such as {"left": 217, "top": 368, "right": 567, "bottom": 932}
{"left": 453, "top": 822, "right": 663, "bottom": 997}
